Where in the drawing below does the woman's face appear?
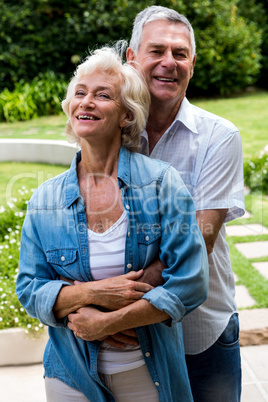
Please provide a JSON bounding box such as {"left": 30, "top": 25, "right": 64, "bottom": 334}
{"left": 70, "top": 71, "right": 127, "bottom": 144}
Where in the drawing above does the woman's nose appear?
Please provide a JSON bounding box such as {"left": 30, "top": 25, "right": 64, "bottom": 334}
{"left": 80, "top": 94, "right": 95, "bottom": 108}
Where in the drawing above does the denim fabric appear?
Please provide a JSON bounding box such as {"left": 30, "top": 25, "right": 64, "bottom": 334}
{"left": 185, "top": 313, "right": 241, "bottom": 402}
{"left": 17, "top": 147, "right": 208, "bottom": 402}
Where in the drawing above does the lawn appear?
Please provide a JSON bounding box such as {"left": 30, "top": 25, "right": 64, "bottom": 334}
{"left": 0, "top": 114, "right": 67, "bottom": 141}
{"left": 0, "top": 162, "right": 68, "bottom": 206}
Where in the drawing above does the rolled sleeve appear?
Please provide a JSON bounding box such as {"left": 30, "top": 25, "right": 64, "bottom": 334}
{"left": 143, "top": 166, "right": 209, "bottom": 324}
{"left": 193, "top": 130, "right": 245, "bottom": 222}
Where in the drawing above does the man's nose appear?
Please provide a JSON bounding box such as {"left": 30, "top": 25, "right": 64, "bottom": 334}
{"left": 161, "top": 51, "right": 176, "bottom": 70}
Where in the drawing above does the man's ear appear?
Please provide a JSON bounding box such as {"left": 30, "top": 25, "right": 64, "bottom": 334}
{"left": 126, "top": 47, "right": 135, "bottom": 62}
{"left": 190, "top": 54, "right": 197, "bottom": 79}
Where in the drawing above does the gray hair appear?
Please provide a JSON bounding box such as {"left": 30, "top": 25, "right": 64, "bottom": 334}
{"left": 62, "top": 46, "right": 150, "bottom": 152}
{"left": 129, "top": 6, "right": 196, "bottom": 60}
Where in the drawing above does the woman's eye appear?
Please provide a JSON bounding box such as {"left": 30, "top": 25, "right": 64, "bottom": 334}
{"left": 75, "top": 90, "right": 85, "bottom": 96}
{"left": 96, "top": 93, "right": 110, "bottom": 100}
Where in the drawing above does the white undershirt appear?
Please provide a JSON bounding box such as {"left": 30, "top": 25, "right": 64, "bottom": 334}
{"left": 88, "top": 211, "right": 145, "bottom": 374}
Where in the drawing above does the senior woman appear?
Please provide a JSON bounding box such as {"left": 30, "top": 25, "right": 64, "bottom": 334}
{"left": 16, "top": 47, "right": 208, "bottom": 402}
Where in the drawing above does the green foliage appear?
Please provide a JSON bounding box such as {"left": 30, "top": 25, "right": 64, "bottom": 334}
{"left": 244, "top": 146, "right": 268, "bottom": 194}
{"left": 0, "top": 0, "right": 264, "bottom": 97}
{"left": 185, "top": 0, "right": 262, "bottom": 96}
{"left": 0, "top": 192, "right": 43, "bottom": 332}
{"left": 0, "top": 72, "right": 67, "bottom": 122}
{"left": 237, "top": 0, "right": 268, "bottom": 89}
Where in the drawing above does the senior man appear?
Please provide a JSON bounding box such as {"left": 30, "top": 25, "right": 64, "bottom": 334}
{"left": 125, "top": 5, "right": 244, "bottom": 402}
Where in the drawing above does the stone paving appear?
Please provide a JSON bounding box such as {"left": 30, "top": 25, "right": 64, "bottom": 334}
{"left": 227, "top": 211, "right": 268, "bottom": 400}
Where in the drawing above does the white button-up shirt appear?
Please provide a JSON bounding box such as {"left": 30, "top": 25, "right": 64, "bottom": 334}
{"left": 140, "top": 97, "right": 245, "bottom": 354}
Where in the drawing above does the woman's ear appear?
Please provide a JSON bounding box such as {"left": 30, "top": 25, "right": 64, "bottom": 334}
{"left": 120, "top": 112, "right": 133, "bottom": 128}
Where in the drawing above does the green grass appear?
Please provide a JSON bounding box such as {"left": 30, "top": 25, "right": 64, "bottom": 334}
{"left": 192, "top": 90, "right": 268, "bottom": 159}
{"left": 227, "top": 236, "right": 268, "bottom": 308}
{"left": 0, "top": 114, "right": 67, "bottom": 141}
{"left": 0, "top": 162, "right": 68, "bottom": 206}
{"left": 227, "top": 193, "right": 268, "bottom": 308}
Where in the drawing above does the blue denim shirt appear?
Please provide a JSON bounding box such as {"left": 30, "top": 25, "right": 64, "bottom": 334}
{"left": 17, "top": 147, "right": 208, "bottom": 402}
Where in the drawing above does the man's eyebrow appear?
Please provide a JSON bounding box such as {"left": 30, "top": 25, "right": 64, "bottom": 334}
{"left": 146, "top": 43, "right": 190, "bottom": 53}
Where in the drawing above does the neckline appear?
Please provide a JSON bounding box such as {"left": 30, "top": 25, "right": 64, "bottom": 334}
{"left": 87, "top": 210, "right": 127, "bottom": 237}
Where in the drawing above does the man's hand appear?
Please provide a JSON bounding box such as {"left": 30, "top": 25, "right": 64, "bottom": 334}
{"left": 101, "top": 329, "right": 139, "bottom": 349}
{"left": 136, "top": 258, "right": 165, "bottom": 287}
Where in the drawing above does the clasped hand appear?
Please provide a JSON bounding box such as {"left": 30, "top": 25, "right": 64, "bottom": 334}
{"left": 63, "top": 270, "right": 153, "bottom": 345}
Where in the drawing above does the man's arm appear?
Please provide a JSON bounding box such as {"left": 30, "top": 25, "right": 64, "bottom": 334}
{"left": 137, "top": 208, "right": 228, "bottom": 287}
{"left": 196, "top": 209, "right": 228, "bottom": 255}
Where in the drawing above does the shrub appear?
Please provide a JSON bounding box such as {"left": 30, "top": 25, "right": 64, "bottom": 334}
{"left": 244, "top": 145, "right": 268, "bottom": 194}
{"left": 0, "top": 71, "right": 67, "bottom": 122}
{"left": 0, "top": 0, "right": 263, "bottom": 97}
{"left": 0, "top": 191, "right": 44, "bottom": 333}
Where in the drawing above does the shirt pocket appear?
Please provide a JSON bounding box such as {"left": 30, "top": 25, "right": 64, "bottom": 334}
{"left": 136, "top": 224, "right": 161, "bottom": 269}
{"left": 46, "top": 248, "right": 79, "bottom": 279}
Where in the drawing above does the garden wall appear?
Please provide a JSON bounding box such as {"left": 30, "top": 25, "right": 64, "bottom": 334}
{"left": 0, "top": 139, "right": 78, "bottom": 165}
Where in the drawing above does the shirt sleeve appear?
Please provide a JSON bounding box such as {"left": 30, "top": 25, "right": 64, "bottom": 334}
{"left": 192, "top": 129, "right": 245, "bottom": 222}
{"left": 142, "top": 166, "right": 209, "bottom": 324}
{"left": 16, "top": 204, "right": 70, "bottom": 328}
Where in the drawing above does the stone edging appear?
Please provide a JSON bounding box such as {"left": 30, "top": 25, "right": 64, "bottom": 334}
{"left": 0, "top": 139, "right": 79, "bottom": 166}
{"left": 0, "top": 328, "right": 48, "bottom": 366}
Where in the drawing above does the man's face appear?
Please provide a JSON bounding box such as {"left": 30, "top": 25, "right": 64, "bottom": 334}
{"left": 127, "top": 20, "right": 196, "bottom": 109}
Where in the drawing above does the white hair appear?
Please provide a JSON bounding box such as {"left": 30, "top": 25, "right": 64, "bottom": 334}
{"left": 129, "top": 5, "right": 196, "bottom": 60}
{"left": 62, "top": 46, "right": 150, "bottom": 152}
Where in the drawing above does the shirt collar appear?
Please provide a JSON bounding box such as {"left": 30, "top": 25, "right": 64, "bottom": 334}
{"left": 65, "top": 147, "right": 131, "bottom": 208}
{"left": 175, "top": 97, "right": 198, "bottom": 134}
{"left": 117, "top": 146, "right": 131, "bottom": 188}
{"left": 65, "top": 150, "right": 82, "bottom": 208}
{"left": 141, "top": 97, "right": 198, "bottom": 145}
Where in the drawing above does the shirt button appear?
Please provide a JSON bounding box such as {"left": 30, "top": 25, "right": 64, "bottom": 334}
{"left": 127, "top": 232, "right": 130, "bottom": 237}
{"left": 125, "top": 205, "right": 130, "bottom": 210}
{"left": 127, "top": 263, "right": 132, "bottom": 269}
{"left": 155, "top": 382, "right": 160, "bottom": 387}
{"left": 145, "top": 352, "right": 150, "bottom": 357}
{"left": 145, "top": 235, "right": 149, "bottom": 241}
{"left": 61, "top": 256, "right": 65, "bottom": 262}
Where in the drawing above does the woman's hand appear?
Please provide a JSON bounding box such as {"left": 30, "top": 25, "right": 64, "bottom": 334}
{"left": 86, "top": 270, "right": 153, "bottom": 311}
{"left": 68, "top": 306, "right": 111, "bottom": 341}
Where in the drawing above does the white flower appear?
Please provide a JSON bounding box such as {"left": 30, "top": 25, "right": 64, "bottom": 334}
{"left": 27, "top": 324, "right": 32, "bottom": 328}
{"left": 0, "top": 206, "right": 5, "bottom": 213}
{"left": 14, "top": 317, "right": 19, "bottom": 323}
{"left": 0, "top": 317, "right": 2, "bottom": 322}
{"left": 4, "top": 235, "right": 9, "bottom": 240}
